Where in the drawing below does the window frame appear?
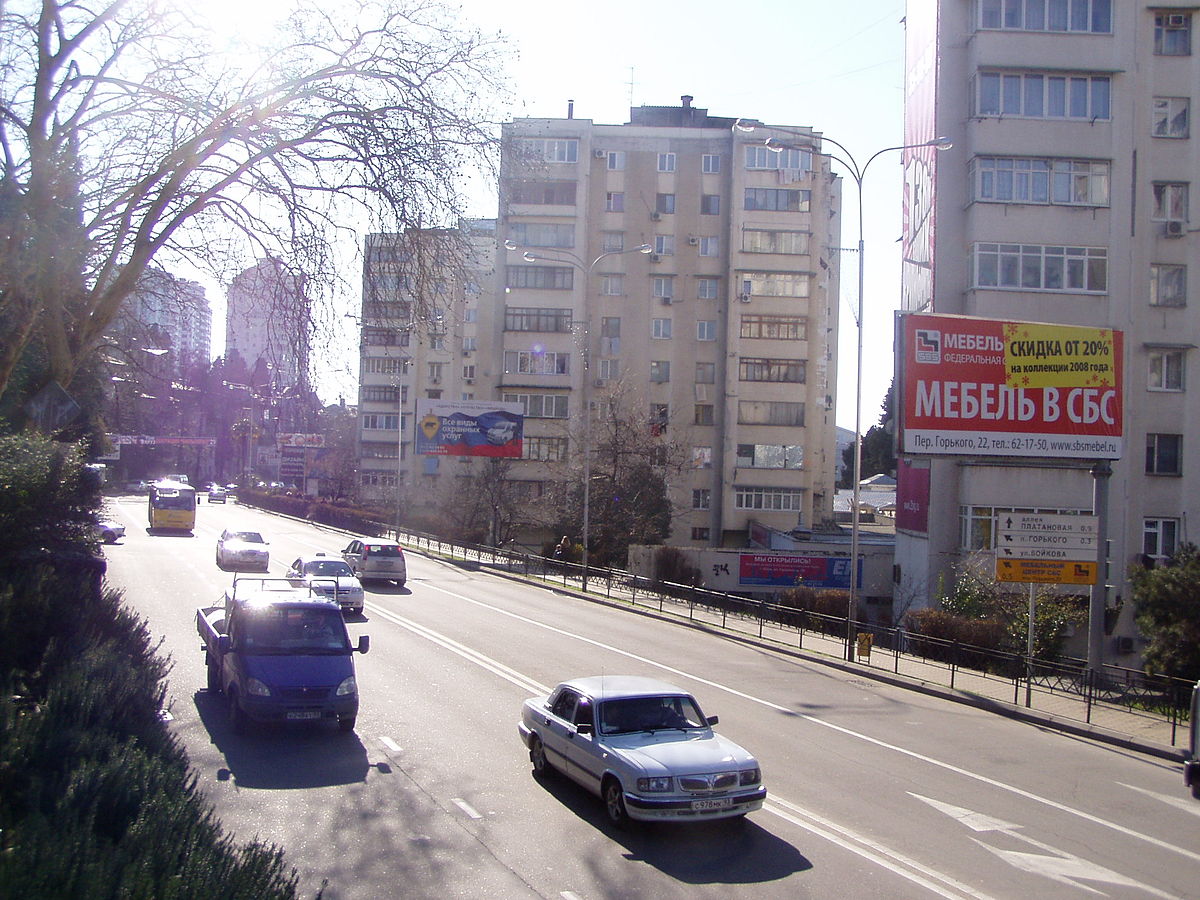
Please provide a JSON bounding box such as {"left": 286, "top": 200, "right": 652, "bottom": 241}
{"left": 1150, "top": 264, "right": 1187, "bottom": 308}
{"left": 1145, "top": 433, "right": 1183, "bottom": 475}
{"left": 973, "top": 243, "right": 1108, "bottom": 293}
{"left": 1154, "top": 12, "right": 1192, "bottom": 56}
{"left": 657, "top": 152, "right": 677, "bottom": 173}
{"left": 975, "top": 71, "right": 1111, "bottom": 121}
{"left": 1148, "top": 348, "right": 1185, "bottom": 392}
{"left": 1152, "top": 97, "right": 1190, "bottom": 138}
{"left": 701, "top": 154, "right": 721, "bottom": 174}
{"left": 652, "top": 318, "right": 672, "bottom": 340}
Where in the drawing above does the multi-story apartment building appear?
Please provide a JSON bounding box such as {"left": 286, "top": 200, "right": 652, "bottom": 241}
{"left": 496, "top": 98, "right": 841, "bottom": 546}
{"left": 897, "top": 2, "right": 1198, "bottom": 657}
{"left": 117, "top": 267, "right": 212, "bottom": 377}
{"left": 355, "top": 222, "right": 495, "bottom": 512}
{"left": 225, "top": 257, "right": 310, "bottom": 390}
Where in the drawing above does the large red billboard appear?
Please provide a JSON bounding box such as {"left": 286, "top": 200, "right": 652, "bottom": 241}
{"left": 897, "top": 313, "right": 1123, "bottom": 460}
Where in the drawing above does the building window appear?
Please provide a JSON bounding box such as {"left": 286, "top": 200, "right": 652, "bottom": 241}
{"left": 698, "top": 236, "right": 720, "bottom": 257}
{"left": 361, "top": 385, "right": 399, "bottom": 403}
{"left": 738, "top": 400, "right": 804, "bottom": 426}
{"left": 697, "top": 320, "right": 717, "bottom": 342}
{"left": 744, "top": 188, "right": 811, "bottom": 212}
{"left": 361, "top": 441, "right": 401, "bottom": 459}
{"left": 692, "top": 447, "right": 713, "bottom": 469}
{"left": 1146, "top": 433, "right": 1182, "bottom": 475}
{"left": 508, "top": 222, "right": 575, "bottom": 248}
{"left": 362, "top": 413, "right": 400, "bottom": 430}
{"left": 1150, "top": 265, "right": 1186, "bottom": 307}
{"left": 508, "top": 480, "right": 546, "bottom": 502}
{"left": 509, "top": 180, "right": 576, "bottom": 205}
{"left": 694, "top": 404, "right": 714, "bottom": 425}
{"left": 739, "top": 357, "right": 806, "bottom": 383}
{"left": 972, "top": 157, "right": 1110, "bottom": 206}
{"left": 503, "top": 350, "right": 570, "bottom": 375}
{"left": 1144, "top": 517, "right": 1179, "bottom": 562}
{"left": 702, "top": 154, "right": 720, "bottom": 174}
{"left": 740, "top": 314, "right": 807, "bottom": 340}
{"left": 503, "top": 393, "right": 568, "bottom": 418}
{"left": 601, "top": 274, "right": 624, "bottom": 296}
{"left": 735, "top": 486, "right": 804, "bottom": 511}
{"left": 974, "top": 243, "right": 1107, "bottom": 293}
{"left": 735, "top": 444, "right": 804, "bottom": 469}
{"left": 1155, "top": 13, "right": 1192, "bottom": 55}
{"left": 652, "top": 318, "right": 672, "bottom": 339}
{"left": 977, "top": 0, "right": 1112, "bottom": 33}
{"left": 602, "top": 231, "right": 624, "bottom": 252}
{"left": 657, "top": 152, "right": 677, "bottom": 172}
{"left": 462, "top": 336, "right": 477, "bottom": 351}
{"left": 650, "top": 360, "right": 671, "bottom": 383}
{"left": 504, "top": 307, "right": 572, "bottom": 332}
{"left": 652, "top": 277, "right": 674, "bottom": 300}
{"left": 975, "top": 71, "right": 1110, "bottom": 120}
{"left": 464, "top": 308, "right": 478, "bottom": 323}
{"left": 429, "top": 336, "right": 445, "bottom": 351}
{"left": 695, "top": 361, "right": 716, "bottom": 383}
{"left": 1148, "top": 348, "right": 1185, "bottom": 391}
{"left": 427, "top": 363, "right": 444, "bottom": 381}
{"left": 745, "top": 145, "right": 811, "bottom": 171}
{"left": 1153, "top": 97, "right": 1190, "bottom": 138}
{"left": 606, "top": 150, "right": 626, "bottom": 170}
{"left": 514, "top": 137, "right": 579, "bottom": 163}
{"left": 654, "top": 235, "right": 676, "bottom": 256}
{"left": 697, "top": 279, "right": 719, "bottom": 301}
{"left": 426, "top": 390, "right": 442, "bottom": 399}
{"left": 742, "top": 229, "right": 811, "bottom": 254}
{"left": 506, "top": 265, "right": 573, "bottom": 290}
{"left": 522, "top": 436, "right": 568, "bottom": 462}
{"left": 1152, "top": 182, "right": 1189, "bottom": 222}
{"left": 656, "top": 193, "right": 676, "bottom": 214}
{"left": 462, "top": 364, "right": 476, "bottom": 379}
{"left": 364, "top": 357, "right": 410, "bottom": 375}
{"left": 601, "top": 317, "right": 620, "bottom": 356}
{"left": 741, "top": 271, "right": 810, "bottom": 298}
{"left": 692, "top": 489, "right": 712, "bottom": 510}
{"left": 701, "top": 194, "right": 721, "bottom": 215}
{"left": 606, "top": 192, "right": 625, "bottom": 212}
{"left": 691, "top": 527, "right": 711, "bottom": 541}
{"left": 598, "top": 358, "right": 619, "bottom": 380}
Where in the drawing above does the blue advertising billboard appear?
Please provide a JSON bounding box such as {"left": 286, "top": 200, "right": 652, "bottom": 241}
{"left": 415, "top": 399, "right": 524, "bottom": 457}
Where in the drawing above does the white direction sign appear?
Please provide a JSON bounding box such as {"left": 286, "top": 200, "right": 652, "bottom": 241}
{"left": 997, "top": 513, "right": 1099, "bottom": 560}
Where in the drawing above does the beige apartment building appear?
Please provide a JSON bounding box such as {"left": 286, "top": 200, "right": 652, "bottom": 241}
{"left": 495, "top": 98, "right": 841, "bottom": 547}
{"left": 898, "top": 2, "right": 1198, "bottom": 657}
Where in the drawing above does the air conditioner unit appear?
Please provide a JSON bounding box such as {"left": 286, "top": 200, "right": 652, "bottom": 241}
{"left": 1165, "top": 219, "right": 1185, "bottom": 237}
{"left": 660, "top": 296, "right": 674, "bottom": 305}
{"left": 650, "top": 253, "right": 662, "bottom": 262}
{"left": 464, "top": 378, "right": 474, "bottom": 385}
{"left": 593, "top": 378, "right": 607, "bottom": 388}
{"left": 738, "top": 293, "right": 752, "bottom": 303}
{"left": 429, "top": 378, "right": 441, "bottom": 385}
{"left": 1168, "top": 13, "right": 1187, "bottom": 27}
{"left": 462, "top": 350, "right": 471, "bottom": 356}
{"left": 1114, "top": 635, "right": 1135, "bottom": 654}
{"left": 594, "top": 148, "right": 607, "bottom": 159}
{"left": 687, "top": 236, "right": 699, "bottom": 246}
{"left": 650, "top": 211, "right": 662, "bottom": 221}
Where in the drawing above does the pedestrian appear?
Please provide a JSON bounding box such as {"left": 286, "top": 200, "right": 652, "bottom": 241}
{"left": 554, "top": 535, "right": 569, "bottom": 560}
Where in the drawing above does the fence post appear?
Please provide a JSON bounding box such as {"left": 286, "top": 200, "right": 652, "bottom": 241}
{"left": 1085, "top": 667, "right": 1094, "bottom": 723}
{"left": 1023, "top": 655, "right": 1032, "bottom": 708}
{"left": 950, "top": 641, "right": 958, "bottom": 690}
{"left": 723, "top": 593, "right": 729, "bottom": 629}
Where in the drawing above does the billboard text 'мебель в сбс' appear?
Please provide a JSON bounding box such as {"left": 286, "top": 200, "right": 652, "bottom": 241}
{"left": 896, "top": 313, "right": 1123, "bottom": 460}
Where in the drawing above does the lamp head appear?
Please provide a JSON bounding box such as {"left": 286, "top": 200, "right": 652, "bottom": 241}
{"left": 522, "top": 251, "right": 536, "bottom": 262}
{"left": 932, "top": 136, "right": 953, "bottom": 151}
{"left": 503, "top": 239, "right": 517, "bottom": 250}
{"left": 733, "top": 118, "right": 758, "bottom": 133}
{"left": 635, "top": 244, "right": 653, "bottom": 254}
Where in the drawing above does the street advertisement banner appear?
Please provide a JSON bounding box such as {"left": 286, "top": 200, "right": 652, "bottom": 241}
{"left": 897, "top": 313, "right": 1123, "bottom": 460}
{"left": 277, "top": 433, "right": 325, "bottom": 448}
{"left": 895, "top": 458, "right": 930, "bottom": 535}
{"left": 738, "top": 553, "right": 858, "bottom": 590}
{"left": 109, "top": 434, "right": 217, "bottom": 447}
{"left": 415, "top": 399, "right": 524, "bottom": 457}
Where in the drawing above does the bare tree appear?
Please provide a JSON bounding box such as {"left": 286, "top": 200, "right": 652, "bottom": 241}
{"left": 0, "top": 0, "right": 509, "bottom": 407}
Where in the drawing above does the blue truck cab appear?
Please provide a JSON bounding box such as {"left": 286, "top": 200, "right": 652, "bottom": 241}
{"left": 198, "top": 577, "right": 369, "bottom": 734}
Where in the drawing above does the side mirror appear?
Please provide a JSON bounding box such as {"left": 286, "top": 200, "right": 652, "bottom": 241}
{"left": 356, "top": 635, "right": 370, "bottom": 654}
{"left": 706, "top": 715, "right": 719, "bottom": 726}
{"left": 217, "top": 634, "right": 231, "bottom": 654}
{"left": 575, "top": 722, "right": 594, "bottom": 736}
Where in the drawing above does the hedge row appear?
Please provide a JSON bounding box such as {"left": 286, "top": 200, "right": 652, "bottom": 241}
{"left": 234, "top": 489, "right": 387, "bottom": 538}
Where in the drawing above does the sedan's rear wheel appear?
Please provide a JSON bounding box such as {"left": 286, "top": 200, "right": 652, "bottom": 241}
{"left": 603, "top": 776, "right": 629, "bottom": 828}
{"left": 529, "top": 735, "right": 549, "bottom": 777}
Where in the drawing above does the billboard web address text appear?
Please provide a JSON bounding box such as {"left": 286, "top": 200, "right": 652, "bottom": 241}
{"left": 905, "top": 429, "right": 1121, "bottom": 459}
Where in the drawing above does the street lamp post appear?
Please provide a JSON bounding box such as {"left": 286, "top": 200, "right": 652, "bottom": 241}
{"left": 735, "top": 120, "right": 951, "bottom": 661}
{"left": 503, "top": 240, "right": 652, "bottom": 591}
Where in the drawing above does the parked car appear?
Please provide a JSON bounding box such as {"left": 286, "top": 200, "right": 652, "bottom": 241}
{"left": 95, "top": 518, "right": 125, "bottom": 544}
{"left": 207, "top": 486, "right": 228, "bottom": 503}
{"left": 216, "top": 529, "right": 270, "bottom": 571}
{"left": 341, "top": 538, "right": 406, "bottom": 587}
{"left": 518, "top": 676, "right": 765, "bottom": 827}
{"left": 286, "top": 554, "right": 365, "bottom": 615}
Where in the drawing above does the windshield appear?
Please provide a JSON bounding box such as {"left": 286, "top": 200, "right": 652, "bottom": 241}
{"left": 150, "top": 488, "right": 195, "bottom": 510}
{"left": 364, "top": 545, "right": 402, "bottom": 557}
{"left": 303, "top": 560, "right": 354, "bottom": 577}
{"left": 599, "top": 695, "right": 707, "bottom": 734}
{"left": 230, "top": 532, "right": 265, "bottom": 544}
{"left": 239, "top": 607, "right": 349, "bottom": 652}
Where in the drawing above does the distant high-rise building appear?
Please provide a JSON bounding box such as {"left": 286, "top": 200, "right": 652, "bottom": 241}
{"left": 116, "top": 267, "right": 212, "bottom": 377}
{"left": 225, "top": 258, "right": 310, "bottom": 390}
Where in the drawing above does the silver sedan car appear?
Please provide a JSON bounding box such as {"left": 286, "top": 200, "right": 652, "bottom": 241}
{"left": 286, "top": 554, "right": 365, "bottom": 615}
{"left": 215, "top": 529, "right": 269, "bottom": 571}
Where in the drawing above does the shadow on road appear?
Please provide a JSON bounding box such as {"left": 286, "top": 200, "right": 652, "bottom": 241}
{"left": 531, "top": 769, "right": 811, "bottom": 885}
{"left": 363, "top": 582, "right": 411, "bottom": 596}
{"left": 193, "top": 690, "right": 373, "bottom": 789}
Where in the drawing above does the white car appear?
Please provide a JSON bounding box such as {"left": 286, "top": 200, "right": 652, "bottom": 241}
{"left": 95, "top": 519, "right": 125, "bottom": 544}
{"left": 341, "top": 538, "right": 406, "bottom": 587}
{"left": 286, "top": 554, "right": 365, "bottom": 615}
{"left": 518, "top": 676, "right": 765, "bottom": 827}
{"left": 216, "top": 529, "right": 270, "bottom": 571}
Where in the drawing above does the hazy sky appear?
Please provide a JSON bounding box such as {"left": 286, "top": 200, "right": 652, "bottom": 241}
{"left": 203, "top": 0, "right": 909, "bottom": 430}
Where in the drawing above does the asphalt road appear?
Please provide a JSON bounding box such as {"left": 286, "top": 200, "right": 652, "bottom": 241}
{"left": 99, "top": 495, "right": 1198, "bottom": 900}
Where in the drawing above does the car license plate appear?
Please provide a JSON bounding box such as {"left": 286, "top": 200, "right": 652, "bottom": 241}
{"left": 376, "top": 562, "right": 393, "bottom": 569}
{"left": 691, "top": 797, "right": 733, "bottom": 811}
{"left": 286, "top": 711, "right": 321, "bottom": 720}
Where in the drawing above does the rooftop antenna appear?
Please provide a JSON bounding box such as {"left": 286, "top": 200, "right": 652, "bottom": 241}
{"left": 627, "top": 67, "right": 635, "bottom": 108}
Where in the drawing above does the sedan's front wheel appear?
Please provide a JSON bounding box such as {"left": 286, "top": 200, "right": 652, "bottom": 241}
{"left": 529, "top": 735, "right": 549, "bottom": 777}
{"left": 603, "top": 776, "right": 629, "bottom": 828}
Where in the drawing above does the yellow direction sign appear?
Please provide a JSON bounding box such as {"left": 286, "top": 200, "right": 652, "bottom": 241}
{"left": 996, "top": 558, "right": 1098, "bottom": 585}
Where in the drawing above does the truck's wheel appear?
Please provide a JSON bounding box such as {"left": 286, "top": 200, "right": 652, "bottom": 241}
{"left": 206, "top": 655, "right": 221, "bottom": 693}
{"left": 227, "top": 689, "right": 248, "bottom": 735}
{"left": 338, "top": 716, "right": 356, "bottom": 733}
